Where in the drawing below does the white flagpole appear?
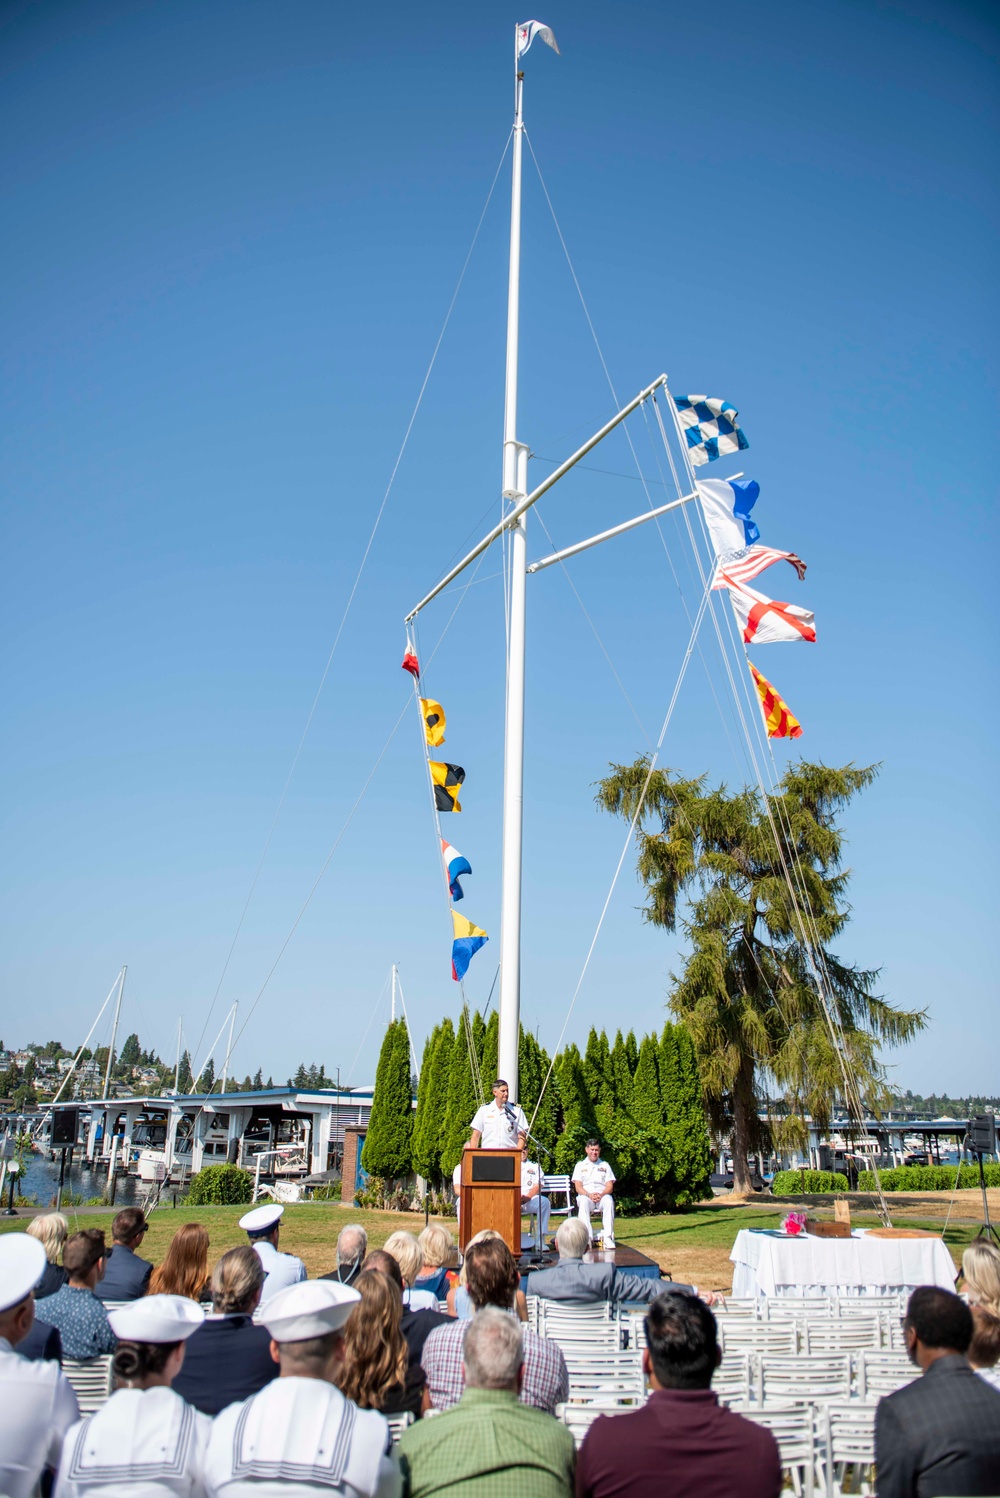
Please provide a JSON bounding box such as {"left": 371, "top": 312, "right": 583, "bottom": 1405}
{"left": 498, "top": 39, "right": 530, "bottom": 1101}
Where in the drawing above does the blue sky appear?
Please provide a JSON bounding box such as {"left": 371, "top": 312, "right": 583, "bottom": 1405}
{"left": 2, "top": 0, "right": 997, "bottom": 1097}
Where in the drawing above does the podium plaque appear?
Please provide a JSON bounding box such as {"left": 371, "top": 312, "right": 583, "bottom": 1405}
{"left": 458, "top": 1148, "right": 520, "bottom": 1253}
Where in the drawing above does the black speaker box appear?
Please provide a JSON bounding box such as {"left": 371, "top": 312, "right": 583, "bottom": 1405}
{"left": 51, "top": 1109, "right": 79, "bottom": 1147}
{"left": 967, "top": 1114, "right": 997, "bottom": 1156}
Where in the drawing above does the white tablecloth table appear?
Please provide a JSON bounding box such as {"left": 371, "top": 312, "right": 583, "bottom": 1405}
{"left": 730, "top": 1228, "right": 956, "bottom": 1300}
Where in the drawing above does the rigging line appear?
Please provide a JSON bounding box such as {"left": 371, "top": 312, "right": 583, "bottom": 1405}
{"left": 531, "top": 458, "right": 673, "bottom": 486}
{"left": 194, "top": 131, "right": 513, "bottom": 1064}
{"left": 347, "top": 973, "right": 392, "bottom": 1084}
{"left": 526, "top": 574, "right": 715, "bottom": 1138}
{"left": 532, "top": 507, "right": 652, "bottom": 748}
{"left": 654, "top": 400, "right": 892, "bottom": 1221}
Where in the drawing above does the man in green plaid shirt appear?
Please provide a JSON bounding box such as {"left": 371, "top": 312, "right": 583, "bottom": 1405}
{"left": 398, "top": 1307, "right": 574, "bottom": 1498}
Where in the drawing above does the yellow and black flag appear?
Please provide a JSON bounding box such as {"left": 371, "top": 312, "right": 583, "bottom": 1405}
{"left": 420, "top": 698, "right": 447, "bottom": 748}
{"left": 430, "top": 761, "right": 464, "bottom": 812}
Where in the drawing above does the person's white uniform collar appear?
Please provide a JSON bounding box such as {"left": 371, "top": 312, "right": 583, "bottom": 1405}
{"left": 58, "top": 1387, "right": 209, "bottom": 1489}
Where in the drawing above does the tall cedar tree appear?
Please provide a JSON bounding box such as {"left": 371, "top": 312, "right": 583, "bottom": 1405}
{"left": 361, "top": 1020, "right": 413, "bottom": 1180}
{"left": 597, "top": 758, "right": 925, "bottom": 1192}
{"left": 660, "top": 1022, "right": 714, "bottom": 1206}
{"left": 519, "top": 1029, "right": 558, "bottom": 1162}
{"left": 196, "top": 1059, "right": 215, "bottom": 1093}
{"left": 412, "top": 1024, "right": 445, "bottom": 1182}
{"left": 631, "top": 1034, "right": 672, "bottom": 1190}
{"left": 176, "top": 1050, "right": 193, "bottom": 1092}
{"left": 440, "top": 1009, "right": 485, "bottom": 1176}
{"left": 554, "top": 1043, "right": 598, "bottom": 1175}
{"left": 480, "top": 1011, "right": 499, "bottom": 1088}
{"left": 583, "top": 1029, "right": 619, "bottom": 1175}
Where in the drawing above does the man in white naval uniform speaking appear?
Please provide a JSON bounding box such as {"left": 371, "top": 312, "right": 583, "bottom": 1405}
{"left": 467, "top": 1079, "right": 528, "bottom": 1152}
{"left": 203, "top": 1279, "right": 400, "bottom": 1498}
{"left": 238, "top": 1204, "right": 307, "bottom": 1303}
{"left": 0, "top": 1234, "right": 80, "bottom": 1498}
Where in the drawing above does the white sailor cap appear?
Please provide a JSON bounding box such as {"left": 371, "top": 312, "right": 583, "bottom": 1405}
{"left": 261, "top": 1279, "right": 360, "bottom": 1342}
{"left": 238, "top": 1203, "right": 284, "bottom": 1235}
{"left": 0, "top": 1233, "right": 46, "bottom": 1314}
{"left": 108, "top": 1294, "right": 205, "bottom": 1344}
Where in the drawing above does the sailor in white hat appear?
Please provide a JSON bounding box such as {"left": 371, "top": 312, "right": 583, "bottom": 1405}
{"left": 238, "top": 1203, "right": 307, "bottom": 1304}
{"left": 54, "top": 1294, "right": 209, "bottom": 1497}
{"left": 203, "top": 1280, "right": 401, "bottom": 1498}
{"left": 0, "top": 1233, "right": 80, "bottom": 1498}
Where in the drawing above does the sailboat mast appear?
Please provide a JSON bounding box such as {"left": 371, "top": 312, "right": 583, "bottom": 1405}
{"left": 498, "top": 54, "right": 530, "bottom": 1100}
{"left": 102, "top": 964, "right": 126, "bottom": 1099}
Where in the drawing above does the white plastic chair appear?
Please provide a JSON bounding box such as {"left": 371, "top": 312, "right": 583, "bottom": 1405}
{"left": 385, "top": 1412, "right": 414, "bottom": 1445}
{"left": 712, "top": 1350, "right": 752, "bottom": 1406}
{"left": 821, "top": 1402, "right": 876, "bottom": 1496}
{"left": 713, "top": 1297, "right": 760, "bottom": 1318}
{"left": 556, "top": 1401, "right": 635, "bottom": 1448}
{"left": 62, "top": 1356, "right": 114, "bottom": 1414}
{"left": 758, "top": 1353, "right": 851, "bottom": 1405}
{"left": 719, "top": 1320, "right": 797, "bottom": 1356}
{"left": 767, "top": 1296, "right": 835, "bottom": 1319}
{"left": 564, "top": 1350, "right": 646, "bottom": 1405}
{"left": 541, "top": 1174, "right": 574, "bottom": 1217}
{"left": 804, "top": 1316, "right": 881, "bottom": 1354}
{"left": 857, "top": 1350, "right": 918, "bottom": 1401}
{"left": 735, "top": 1404, "right": 820, "bottom": 1498}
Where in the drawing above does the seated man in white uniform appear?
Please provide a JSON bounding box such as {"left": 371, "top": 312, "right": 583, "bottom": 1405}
{"left": 520, "top": 1147, "right": 551, "bottom": 1245}
{"left": 572, "top": 1138, "right": 617, "bottom": 1249}
{"left": 203, "top": 1280, "right": 401, "bottom": 1498}
{"left": 467, "top": 1079, "right": 527, "bottom": 1152}
{"left": 0, "top": 1234, "right": 80, "bottom": 1498}
{"left": 55, "top": 1294, "right": 209, "bottom": 1497}
{"left": 238, "top": 1203, "right": 307, "bottom": 1303}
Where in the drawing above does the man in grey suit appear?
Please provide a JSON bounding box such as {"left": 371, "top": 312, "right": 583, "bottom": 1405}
{"left": 527, "top": 1219, "right": 717, "bottom": 1305}
{"left": 96, "top": 1207, "right": 152, "bottom": 1301}
{"left": 875, "top": 1285, "right": 1000, "bottom": 1498}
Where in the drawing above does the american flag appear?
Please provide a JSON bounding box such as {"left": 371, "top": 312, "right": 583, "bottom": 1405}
{"left": 711, "top": 544, "right": 806, "bottom": 590}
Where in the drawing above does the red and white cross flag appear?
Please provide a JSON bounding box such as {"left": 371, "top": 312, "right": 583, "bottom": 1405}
{"left": 723, "top": 576, "right": 817, "bottom": 644}
{"left": 517, "top": 20, "right": 560, "bottom": 57}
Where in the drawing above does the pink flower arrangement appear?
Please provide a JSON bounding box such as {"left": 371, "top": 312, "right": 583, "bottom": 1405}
{"left": 781, "top": 1211, "right": 808, "bottom": 1236}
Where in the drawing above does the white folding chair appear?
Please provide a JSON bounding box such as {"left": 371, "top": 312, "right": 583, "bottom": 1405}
{"left": 564, "top": 1349, "right": 646, "bottom": 1405}
{"left": 719, "top": 1320, "right": 797, "bottom": 1356}
{"left": 556, "top": 1401, "right": 636, "bottom": 1448}
{"left": 541, "top": 1174, "right": 574, "bottom": 1217}
{"left": 62, "top": 1356, "right": 114, "bottom": 1414}
{"left": 98, "top": 1299, "right": 129, "bottom": 1313}
{"left": 712, "top": 1350, "right": 752, "bottom": 1406}
{"left": 385, "top": 1412, "right": 414, "bottom": 1445}
{"left": 821, "top": 1402, "right": 876, "bottom": 1497}
{"left": 758, "top": 1353, "right": 851, "bottom": 1406}
{"left": 857, "top": 1350, "right": 919, "bottom": 1401}
{"left": 767, "top": 1297, "right": 834, "bottom": 1320}
{"left": 804, "top": 1316, "right": 881, "bottom": 1355}
{"left": 837, "top": 1294, "right": 904, "bottom": 1316}
{"left": 735, "top": 1404, "right": 820, "bottom": 1498}
{"left": 713, "top": 1297, "right": 760, "bottom": 1318}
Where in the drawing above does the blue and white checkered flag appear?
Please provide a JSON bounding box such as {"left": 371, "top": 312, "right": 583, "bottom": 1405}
{"left": 674, "top": 395, "right": 749, "bottom": 467}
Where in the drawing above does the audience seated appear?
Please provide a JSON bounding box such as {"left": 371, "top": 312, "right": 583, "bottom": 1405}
{"left": 400, "top": 1307, "right": 574, "bottom": 1498}
{"left": 319, "top": 1224, "right": 368, "bottom": 1288}
{"left": 339, "top": 1269, "right": 430, "bottom": 1419}
{"left": 202, "top": 1280, "right": 401, "bottom": 1498}
{"left": 40, "top": 1230, "right": 116, "bottom": 1360}
{"left": 383, "top": 1232, "right": 439, "bottom": 1311}
{"left": 26, "top": 1213, "right": 69, "bottom": 1300}
{"left": 875, "top": 1286, "right": 1000, "bottom": 1498}
{"left": 446, "top": 1230, "right": 527, "bottom": 1321}
{"left": 576, "top": 1291, "right": 781, "bottom": 1498}
{"left": 968, "top": 1304, "right": 1000, "bottom": 1391}
{"left": 96, "top": 1208, "right": 153, "bottom": 1302}
{"left": 962, "top": 1240, "right": 1000, "bottom": 1317}
{"left": 362, "top": 1251, "right": 454, "bottom": 1364}
{"left": 0, "top": 1234, "right": 79, "bottom": 1498}
{"left": 55, "top": 1293, "right": 209, "bottom": 1495}
{"left": 149, "top": 1221, "right": 211, "bottom": 1303}
{"left": 528, "top": 1219, "right": 704, "bottom": 1307}
{"left": 422, "top": 1236, "right": 568, "bottom": 1414}
{"left": 171, "top": 1246, "right": 279, "bottom": 1415}
{"left": 18, "top": 1316, "right": 63, "bottom": 1364}
{"left": 414, "top": 1225, "right": 455, "bottom": 1301}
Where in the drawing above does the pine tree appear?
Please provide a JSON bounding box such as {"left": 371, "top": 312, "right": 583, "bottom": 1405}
{"left": 361, "top": 1020, "right": 414, "bottom": 1180}
{"left": 631, "top": 1033, "right": 672, "bottom": 1192}
{"left": 196, "top": 1059, "right": 215, "bottom": 1093}
{"left": 412, "top": 1024, "right": 444, "bottom": 1183}
{"left": 583, "top": 1029, "right": 618, "bottom": 1171}
{"left": 119, "top": 1033, "right": 142, "bottom": 1069}
{"left": 519, "top": 1028, "right": 558, "bottom": 1162}
{"left": 662, "top": 1022, "right": 714, "bottom": 1206}
{"left": 253, "top": 1069, "right": 263, "bottom": 1090}
{"left": 176, "top": 1051, "right": 193, "bottom": 1092}
{"left": 480, "top": 1011, "right": 499, "bottom": 1088}
{"left": 554, "top": 1043, "right": 597, "bottom": 1175}
{"left": 431, "top": 1019, "right": 455, "bottom": 1169}
{"left": 440, "top": 1010, "right": 484, "bottom": 1176}
{"left": 608, "top": 1029, "right": 641, "bottom": 1189}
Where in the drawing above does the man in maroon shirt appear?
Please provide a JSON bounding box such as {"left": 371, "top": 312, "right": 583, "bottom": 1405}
{"left": 576, "top": 1292, "right": 781, "bottom": 1498}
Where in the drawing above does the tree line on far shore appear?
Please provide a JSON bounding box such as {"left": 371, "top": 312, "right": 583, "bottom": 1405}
{"left": 361, "top": 1010, "right": 715, "bottom": 1212}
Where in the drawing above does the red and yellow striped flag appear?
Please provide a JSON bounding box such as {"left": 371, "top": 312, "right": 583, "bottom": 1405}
{"left": 749, "top": 663, "right": 802, "bottom": 739}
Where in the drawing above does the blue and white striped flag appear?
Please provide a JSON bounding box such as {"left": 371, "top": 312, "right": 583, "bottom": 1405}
{"left": 674, "top": 395, "right": 749, "bottom": 467}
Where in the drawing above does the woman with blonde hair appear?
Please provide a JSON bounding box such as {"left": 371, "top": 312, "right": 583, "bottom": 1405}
{"left": 962, "top": 1239, "right": 1000, "bottom": 1318}
{"left": 148, "top": 1222, "right": 211, "bottom": 1303}
{"left": 414, "top": 1224, "right": 457, "bottom": 1301}
{"left": 338, "top": 1268, "right": 430, "bottom": 1418}
{"left": 26, "top": 1212, "right": 69, "bottom": 1300}
{"left": 445, "top": 1229, "right": 528, "bottom": 1321}
{"left": 382, "top": 1230, "right": 438, "bottom": 1311}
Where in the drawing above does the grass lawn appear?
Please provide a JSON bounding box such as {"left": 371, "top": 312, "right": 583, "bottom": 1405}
{"left": 0, "top": 1195, "right": 978, "bottom": 1291}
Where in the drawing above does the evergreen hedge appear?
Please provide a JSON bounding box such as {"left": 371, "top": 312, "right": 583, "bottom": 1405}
{"left": 772, "top": 1169, "right": 849, "bottom": 1194}
{"left": 361, "top": 1019, "right": 413, "bottom": 1180}
{"left": 858, "top": 1164, "right": 1000, "bottom": 1192}
{"left": 186, "top": 1164, "right": 254, "bottom": 1205}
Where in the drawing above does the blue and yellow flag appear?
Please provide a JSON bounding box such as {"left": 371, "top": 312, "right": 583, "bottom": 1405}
{"left": 452, "top": 910, "right": 487, "bottom": 981}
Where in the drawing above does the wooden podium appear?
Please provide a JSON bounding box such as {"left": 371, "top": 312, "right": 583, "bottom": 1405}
{"left": 458, "top": 1148, "right": 520, "bottom": 1254}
